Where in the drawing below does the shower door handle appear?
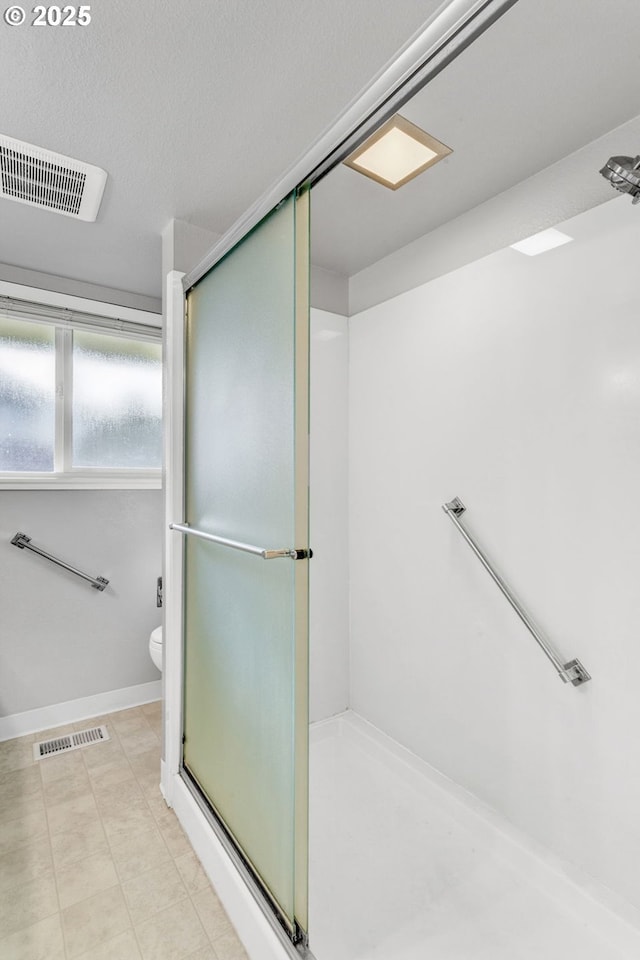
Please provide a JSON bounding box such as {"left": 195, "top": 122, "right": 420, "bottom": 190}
{"left": 170, "top": 523, "right": 312, "bottom": 560}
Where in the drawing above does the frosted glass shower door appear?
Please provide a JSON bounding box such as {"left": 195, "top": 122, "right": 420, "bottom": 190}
{"left": 181, "top": 190, "right": 310, "bottom": 938}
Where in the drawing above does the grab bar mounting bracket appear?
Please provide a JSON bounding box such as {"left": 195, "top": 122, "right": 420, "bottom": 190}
{"left": 444, "top": 497, "right": 466, "bottom": 518}
{"left": 11, "top": 532, "right": 31, "bottom": 549}
{"left": 561, "top": 659, "right": 591, "bottom": 686}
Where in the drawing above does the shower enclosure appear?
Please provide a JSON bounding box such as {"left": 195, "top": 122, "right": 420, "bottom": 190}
{"left": 161, "top": 1, "right": 640, "bottom": 958}
{"left": 306, "top": 194, "right": 640, "bottom": 960}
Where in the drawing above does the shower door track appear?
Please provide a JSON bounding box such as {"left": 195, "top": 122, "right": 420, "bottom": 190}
{"left": 180, "top": 765, "right": 314, "bottom": 959}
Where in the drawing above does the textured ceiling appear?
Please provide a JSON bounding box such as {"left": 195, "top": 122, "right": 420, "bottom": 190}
{"left": 0, "top": 0, "right": 443, "bottom": 298}
{"left": 2, "top": 0, "right": 640, "bottom": 301}
{"left": 312, "top": 0, "right": 640, "bottom": 276}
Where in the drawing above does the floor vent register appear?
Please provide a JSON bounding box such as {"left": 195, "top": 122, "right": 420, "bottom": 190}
{"left": 33, "top": 725, "right": 110, "bottom": 760}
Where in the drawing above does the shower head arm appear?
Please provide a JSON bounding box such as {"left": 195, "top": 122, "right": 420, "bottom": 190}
{"left": 599, "top": 154, "right": 640, "bottom": 203}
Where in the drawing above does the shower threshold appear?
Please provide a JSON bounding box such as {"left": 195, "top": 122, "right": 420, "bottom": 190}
{"left": 308, "top": 712, "right": 640, "bottom": 960}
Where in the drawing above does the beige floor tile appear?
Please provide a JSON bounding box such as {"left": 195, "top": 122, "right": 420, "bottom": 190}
{"left": 101, "top": 799, "right": 157, "bottom": 844}
{"left": 93, "top": 776, "right": 144, "bottom": 810}
{"left": 0, "top": 738, "right": 36, "bottom": 776}
{"left": 0, "top": 869, "right": 58, "bottom": 939}
{"left": 174, "top": 849, "right": 211, "bottom": 896}
{"left": 72, "top": 714, "right": 111, "bottom": 732}
{"left": 76, "top": 929, "right": 143, "bottom": 960}
{"left": 0, "top": 764, "right": 42, "bottom": 806}
{"left": 109, "top": 706, "right": 144, "bottom": 724}
{"left": 42, "top": 766, "right": 91, "bottom": 807}
{"left": 145, "top": 790, "right": 169, "bottom": 822}
{"left": 0, "top": 789, "right": 46, "bottom": 825}
{"left": 51, "top": 819, "right": 110, "bottom": 870}
{"left": 109, "top": 823, "right": 172, "bottom": 883}
{"left": 118, "top": 729, "right": 160, "bottom": 758}
{"left": 140, "top": 701, "right": 161, "bottom": 720}
{"left": 143, "top": 715, "right": 162, "bottom": 738}
{"left": 156, "top": 810, "right": 192, "bottom": 858}
{"left": 0, "top": 732, "right": 37, "bottom": 746}
{"left": 0, "top": 808, "right": 49, "bottom": 856}
{"left": 0, "top": 707, "right": 253, "bottom": 960}
{"left": 0, "top": 913, "right": 65, "bottom": 960}
{"left": 0, "top": 839, "right": 53, "bottom": 895}
{"left": 134, "top": 898, "right": 209, "bottom": 960}
{"left": 47, "top": 791, "right": 100, "bottom": 836}
{"left": 135, "top": 771, "right": 161, "bottom": 800}
{"left": 62, "top": 884, "right": 131, "bottom": 959}
{"left": 108, "top": 709, "right": 148, "bottom": 737}
{"left": 82, "top": 739, "right": 126, "bottom": 770}
{"left": 86, "top": 757, "right": 135, "bottom": 789}
{"left": 191, "top": 887, "right": 234, "bottom": 942}
{"left": 129, "top": 747, "right": 161, "bottom": 777}
{"left": 210, "top": 933, "right": 249, "bottom": 960}
{"left": 185, "top": 947, "right": 218, "bottom": 960}
{"left": 55, "top": 849, "right": 119, "bottom": 910}
{"left": 39, "top": 751, "right": 87, "bottom": 785}
{"left": 122, "top": 860, "right": 188, "bottom": 924}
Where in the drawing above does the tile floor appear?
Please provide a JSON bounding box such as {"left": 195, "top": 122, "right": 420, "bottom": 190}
{"left": 0, "top": 702, "right": 249, "bottom": 960}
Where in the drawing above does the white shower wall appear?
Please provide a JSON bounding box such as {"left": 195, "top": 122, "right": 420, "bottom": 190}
{"left": 347, "top": 197, "right": 640, "bottom": 914}
{"left": 309, "top": 308, "right": 350, "bottom": 722}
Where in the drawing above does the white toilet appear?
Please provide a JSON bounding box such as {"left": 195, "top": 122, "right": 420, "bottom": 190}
{"left": 149, "top": 626, "right": 163, "bottom": 672}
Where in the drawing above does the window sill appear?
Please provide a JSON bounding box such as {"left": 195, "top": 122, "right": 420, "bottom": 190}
{"left": 0, "top": 472, "right": 162, "bottom": 490}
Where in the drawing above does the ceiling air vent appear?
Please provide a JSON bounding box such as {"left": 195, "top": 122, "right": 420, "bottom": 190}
{"left": 0, "top": 135, "right": 107, "bottom": 221}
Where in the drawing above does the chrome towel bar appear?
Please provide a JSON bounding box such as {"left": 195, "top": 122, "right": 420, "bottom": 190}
{"left": 11, "top": 532, "right": 109, "bottom": 591}
{"left": 442, "top": 498, "right": 590, "bottom": 687}
{"left": 169, "top": 523, "right": 311, "bottom": 560}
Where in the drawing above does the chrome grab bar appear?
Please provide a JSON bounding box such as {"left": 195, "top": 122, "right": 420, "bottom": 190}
{"left": 169, "top": 523, "right": 311, "bottom": 560}
{"left": 11, "top": 532, "right": 109, "bottom": 591}
{"left": 442, "top": 498, "right": 591, "bottom": 687}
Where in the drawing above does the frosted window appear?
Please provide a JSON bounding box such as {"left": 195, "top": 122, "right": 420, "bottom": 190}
{"left": 72, "top": 331, "right": 162, "bottom": 468}
{"left": 0, "top": 316, "right": 55, "bottom": 471}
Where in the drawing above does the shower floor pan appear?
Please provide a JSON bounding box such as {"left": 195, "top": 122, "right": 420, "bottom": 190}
{"left": 308, "top": 711, "right": 640, "bottom": 960}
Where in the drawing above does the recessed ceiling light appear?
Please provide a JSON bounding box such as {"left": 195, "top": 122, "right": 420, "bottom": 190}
{"left": 510, "top": 228, "right": 573, "bottom": 256}
{"left": 343, "top": 115, "right": 452, "bottom": 190}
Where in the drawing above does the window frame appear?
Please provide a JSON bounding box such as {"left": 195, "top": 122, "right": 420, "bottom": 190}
{"left": 0, "top": 280, "right": 162, "bottom": 490}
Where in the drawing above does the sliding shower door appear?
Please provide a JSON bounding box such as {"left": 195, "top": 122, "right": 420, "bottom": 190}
{"left": 181, "top": 189, "right": 310, "bottom": 939}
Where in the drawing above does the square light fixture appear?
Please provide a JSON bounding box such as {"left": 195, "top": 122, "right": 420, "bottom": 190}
{"left": 343, "top": 114, "right": 452, "bottom": 190}
{"left": 510, "top": 227, "right": 573, "bottom": 256}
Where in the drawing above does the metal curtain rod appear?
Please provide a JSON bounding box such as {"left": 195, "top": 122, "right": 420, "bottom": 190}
{"left": 11, "top": 532, "right": 109, "bottom": 591}
{"left": 442, "top": 498, "right": 590, "bottom": 687}
{"left": 170, "top": 523, "right": 311, "bottom": 561}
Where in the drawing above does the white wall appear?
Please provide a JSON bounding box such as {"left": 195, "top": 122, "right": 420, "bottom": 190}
{"left": 309, "top": 308, "right": 349, "bottom": 722}
{"left": 0, "top": 490, "right": 162, "bottom": 717}
{"left": 348, "top": 197, "right": 640, "bottom": 911}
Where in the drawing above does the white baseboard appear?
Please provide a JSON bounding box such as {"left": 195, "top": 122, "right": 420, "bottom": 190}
{"left": 0, "top": 680, "right": 162, "bottom": 741}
